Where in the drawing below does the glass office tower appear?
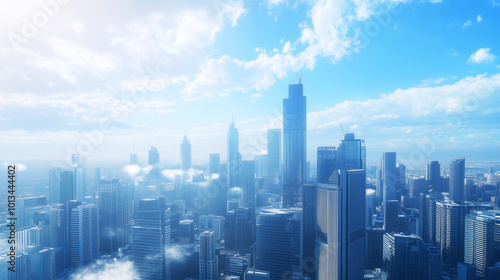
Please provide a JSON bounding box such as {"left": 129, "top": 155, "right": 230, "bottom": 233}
{"left": 255, "top": 208, "right": 302, "bottom": 280}
{"left": 317, "top": 146, "right": 336, "bottom": 184}
{"left": 450, "top": 158, "right": 465, "bottom": 203}
{"left": 336, "top": 133, "right": 365, "bottom": 171}
{"left": 316, "top": 169, "right": 366, "bottom": 280}
{"left": 283, "top": 83, "right": 306, "bottom": 207}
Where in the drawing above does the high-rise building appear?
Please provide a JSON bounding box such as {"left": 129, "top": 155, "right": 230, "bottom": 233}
{"left": 254, "top": 154, "right": 267, "bottom": 178}
{"left": 382, "top": 152, "right": 397, "bottom": 202}
{"left": 209, "top": 153, "right": 221, "bottom": 177}
{"left": 224, "top": 207, "right": 253, "bottom": 254}
{"left": 409, "top": 177, "right": 428, "bottom": 198}
{"left": 283, "top": 83, "right": 306, "bottom": 207}
{"left": 397, "top": 163, "right": 406, "bottom": 198}
{"left": 200, "top": 231, "right": 218, "bottom": 280}
{"left": 302, "top": 184, "right": 317, "bottom": 279}
{"left": 336, "top": 133, "right": 366, "bottom": 171}
{"left": 266, "top": 129, "right": 281, "bottom": 183}
{"left": 241, "top": 160, "right": 255, "bottom": 207}
{"left": 381, "top": 233, "right": 424, "bottom": 280}
{"left": 316, "top": 169, "right": 366, "bottom": 280}
{"left": 98, "top": 179, "right": 132, "bottom": 254}
{"left": 228, "top": 119, "right": 241, "bottom": 189}
{"left": 132, "top": 198, "right": 171, "bottom": 280}
{"left": 424, "top": 244, "right": 442, "bottom": 280}
{"left": 435, "top": 201, "right": 463, "bottom": 265}
{"left": 464, "top": 212, "right": 495, "bottom": 279}
{"left": 68, "top": 201, "right": 99, "bottom": 267}
{"left": 384, "top": 200, "right": 400, "bottom": 233}
{"left": 450, "top": 158, "right": 465, "bottom": 203}
{"left": 366, "top": 228, "right": 386, "bottom": 270}
{"left": 72, "top": 154, "right": 87, "bottom": 201}
{"left": 148, "top": 147, "right": 160, "bottom": 180}
{"left": 130, "top": 153, "right": 138, "bottom": 165}
{"left": 181, "top": 135, "right": 192, "bottom": 171}
{"left": 317, "top": 146, "right": 336, "bottom": 184}
{"left": 49, "top": 168, "right": 74, "bottom": 204}
{"left": 376, "top": 169, "right": 383, "bottom": 206}
{"left": 255, "top": 208, "right": 302, "bottom": 280}
{"left": 426, "top": 161, "right": 442, "bottom": 193}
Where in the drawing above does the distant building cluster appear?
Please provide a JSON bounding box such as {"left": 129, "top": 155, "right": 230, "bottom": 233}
{"left": 2, "top": 82, "right": 500, "bottom": 280}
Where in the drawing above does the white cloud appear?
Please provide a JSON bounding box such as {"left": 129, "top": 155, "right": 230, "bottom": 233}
{"left": 477, "top": 14, "right": 482, "bottom": 23}
{"left": 463, "top": 20, "right": 472, "bottom": 28}
{"left": 468, "top": 48, "right": 496, "bottom": 63}
{"left": 70, "top": 259, "right": 139, "bottom": 280}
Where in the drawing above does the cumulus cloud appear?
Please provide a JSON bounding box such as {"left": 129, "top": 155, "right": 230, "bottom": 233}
{"left": 468, "top": 48, "right": 496, "bottom": 63}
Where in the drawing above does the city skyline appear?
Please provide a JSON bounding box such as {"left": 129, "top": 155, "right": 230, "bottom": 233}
{"left": 1, "top": 1, "right": 500, "bottom": 165}
{"left": 1, "top": 1, "right": 500, "bottom": 280}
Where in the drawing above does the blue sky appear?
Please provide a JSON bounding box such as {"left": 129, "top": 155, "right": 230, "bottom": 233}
{"left": 0, "top": 0, "right": 499, "bottom": 168}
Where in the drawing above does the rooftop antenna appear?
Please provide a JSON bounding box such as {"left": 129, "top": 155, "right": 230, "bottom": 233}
{"left": 232, "top": 111, "right": 234, "bottom": 123}
{"left": 133, "top": 144, "right": 135, "bottom": 154}
{"left": 297, "top": 73, "right": 302, "bottom": 84}
{"left": 339, "top": 124, "right": 349, "bottom": 137}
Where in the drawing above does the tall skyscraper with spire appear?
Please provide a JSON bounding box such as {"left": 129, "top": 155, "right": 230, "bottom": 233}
{"left": 227, "top": 117, "right": 241, "bottom": 189}
{"left": 180, "top": 135, "right": 192, "bottom": 171}
{"left": 283, "top": 82, "right": 306, "bottom": 207}
{"left": 130, "top": 145, "right": 138, "bottom": 165}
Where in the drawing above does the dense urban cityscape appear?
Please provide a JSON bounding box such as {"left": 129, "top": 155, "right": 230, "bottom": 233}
{"left": 1, "top": 82, "right": 499, "bottom": 280}
{"left": 2, "top": 1, "right": 500, "bottom": 280}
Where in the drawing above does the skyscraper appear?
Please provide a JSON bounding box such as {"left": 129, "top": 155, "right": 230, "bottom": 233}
{"left": 199, "top": 231, "right": 218, "bottom": 280}
{"left": 130, "top": 153, "right": 138, "bottom": 165}
{"left": 241, "top": 160, "right": 255, "bottom": 207}
{"left": 181, "top": 135, "right": 192, "bottom": 171}
{"left": 209, "top": 153, "right": 221, "bottom": 177}
{"left": 68, "top": 201, "right": 99, "bottom": 267}
{"left": 98, "top": 179, "right": 132, "bottom": 254}
{"left": 336, "top": 133, "right": 366, "bottom": 171}
{"left": 450, "top": 158, "right": 465, "bottom": 203}
{"left": 382, "top": 233, "right": 424, "bottom": 280}
{"left": 256, "top": 208, "right": 302, "bottom": 280}
{"left": 72, "top": 154, "right": 87, "bottom": 201}
{"left": 464, "top": 212, "right": 495, "bottom": 279}
{"left": 426, "top": 161, "right": 442, "bottom": 193}
{"left": 316, "top": 169, "right": 366, "bottom": 280}
{"left": 317, "top": 146, "right": 336, "bottom": 184}
{"left": 266, "top": 128, "right": 281, "bottom": 183}
{"left": 384, "top": 200, "right": 400, "bottom": 233}
{"left": 227, "top": 119, "right": 241, "bottom": 189}
{"left": 49, "top": 168, "right": 74, "bottom": 204}
{"left": 382, "top": 152, "right": 397, "bottom": 202}
{"left": 366, "top": 228, "right": 386, "bottom": 270}
{"left": 302, "top": 184, "right": 317, "bottom": 279}
{"left": 148, "top": 146, "right": 160, "bottom": 180}
{"left": 436, "top": 201, "right": 464, "bottom": 265}
{"left": 132, "top": 198, "right": 171, "bottom": 280}
{"left": 283, "top": 83, "right": 306, "bottom": 207}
